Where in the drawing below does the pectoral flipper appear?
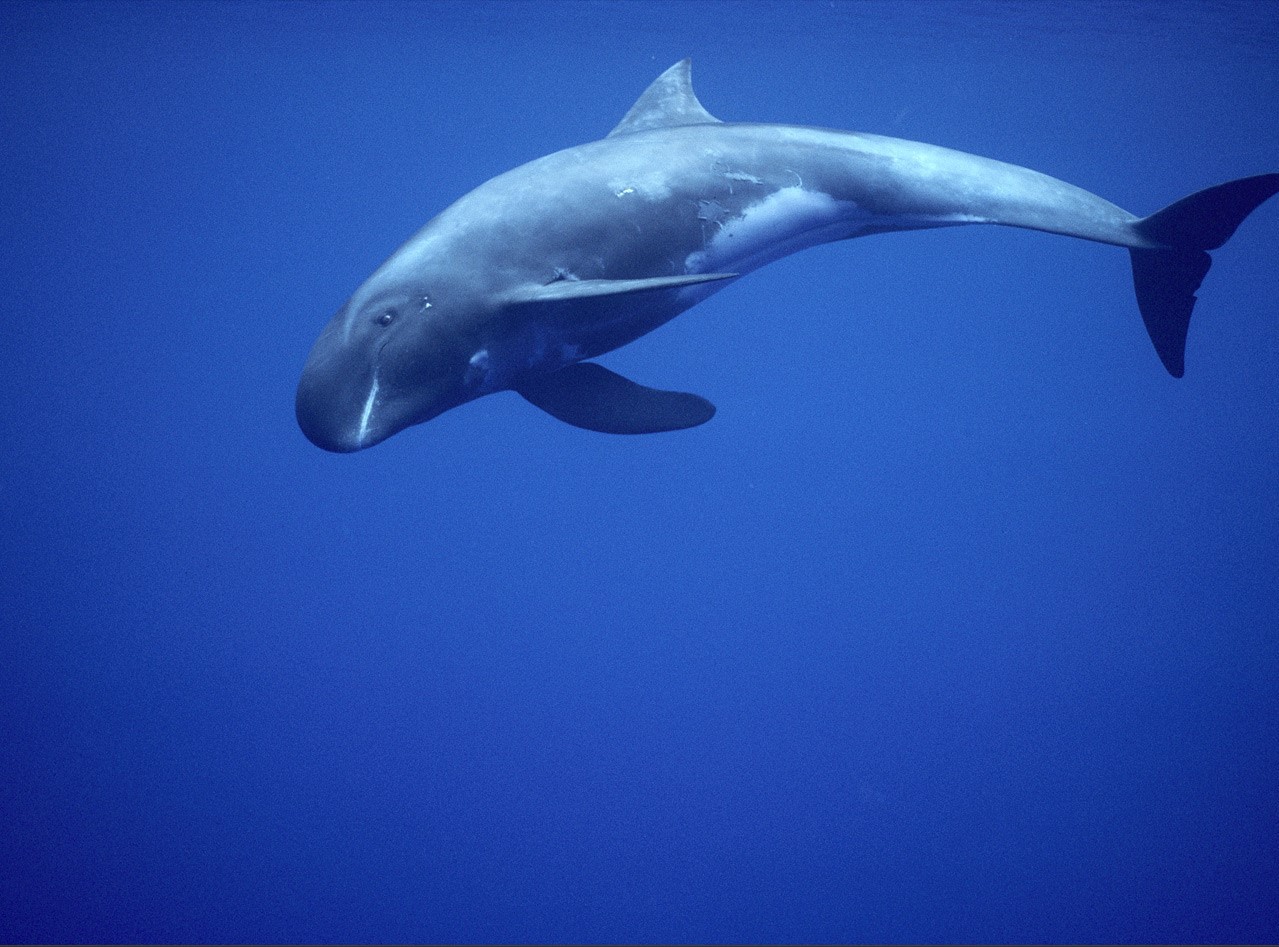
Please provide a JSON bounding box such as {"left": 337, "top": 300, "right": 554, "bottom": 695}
{"left": 516, "top": 362, "right": 715, "bottom": 434}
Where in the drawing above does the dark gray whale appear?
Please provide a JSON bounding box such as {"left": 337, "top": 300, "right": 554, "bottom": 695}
{"left": 297, "top": 60, "right": 1278, "bottom": 452}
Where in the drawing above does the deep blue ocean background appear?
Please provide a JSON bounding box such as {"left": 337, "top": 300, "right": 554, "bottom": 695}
{"left": 3, "top": 1, "right": 1277, "bottom": 943}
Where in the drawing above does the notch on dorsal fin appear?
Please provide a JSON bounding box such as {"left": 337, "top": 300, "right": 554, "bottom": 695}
{"left": 607, "top": 59, "right": 722, "bottom": 138}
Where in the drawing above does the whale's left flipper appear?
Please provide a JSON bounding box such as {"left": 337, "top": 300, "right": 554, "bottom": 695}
{"left": 516, "top": 362, "right": 715, "bottom": 434}
{"left": 1132, "top": 173, "right": 1279, "bottom": 377}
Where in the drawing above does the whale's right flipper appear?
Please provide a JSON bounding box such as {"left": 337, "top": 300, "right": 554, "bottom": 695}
{"left": 1132, "top": 173, "right": 1279, "bottom": 377}
{"left": 516, "top": 362, "right": 715, "bottom": 434}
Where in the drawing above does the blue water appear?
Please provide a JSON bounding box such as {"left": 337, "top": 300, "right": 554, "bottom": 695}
{"left": 3, "top": 1, "right": 1277, "bottom": 942}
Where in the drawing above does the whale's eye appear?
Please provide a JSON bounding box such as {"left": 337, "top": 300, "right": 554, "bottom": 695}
{"left": 376, "top": 309, "right": 395, "bottom": 326}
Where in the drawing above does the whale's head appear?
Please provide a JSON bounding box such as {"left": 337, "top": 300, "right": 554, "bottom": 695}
{"left": 296, "top": 254, "right": 506, "bottom": 453}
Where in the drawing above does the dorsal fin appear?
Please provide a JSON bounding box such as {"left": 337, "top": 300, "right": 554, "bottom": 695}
{"left": 607, "top": 59, "right": 722, "bottom": 138}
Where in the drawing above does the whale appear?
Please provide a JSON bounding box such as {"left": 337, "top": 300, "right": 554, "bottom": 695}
{"left": 296, "top": 60, "right": 1278, "bottom": 452}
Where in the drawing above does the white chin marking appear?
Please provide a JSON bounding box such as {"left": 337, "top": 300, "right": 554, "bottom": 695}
{"left": 357, "top": 377, "right": 379, "bottom": 444}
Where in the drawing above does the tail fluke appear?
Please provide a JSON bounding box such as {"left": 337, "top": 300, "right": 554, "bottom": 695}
{"left": 1130, "top": 173, "right": 1279, "bottom": 377}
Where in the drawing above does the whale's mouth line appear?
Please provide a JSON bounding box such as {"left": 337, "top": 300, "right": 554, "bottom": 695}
{"left": 354, "top": 338, "right": 392, "bottom": 447}
{"left": 356, "top": 376, "right": 380, "bottom": 445}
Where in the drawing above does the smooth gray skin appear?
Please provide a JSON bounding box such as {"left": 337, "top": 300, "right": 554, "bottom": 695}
{"left": 296, "top": 60, "right": 1274, "bottom": 452}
